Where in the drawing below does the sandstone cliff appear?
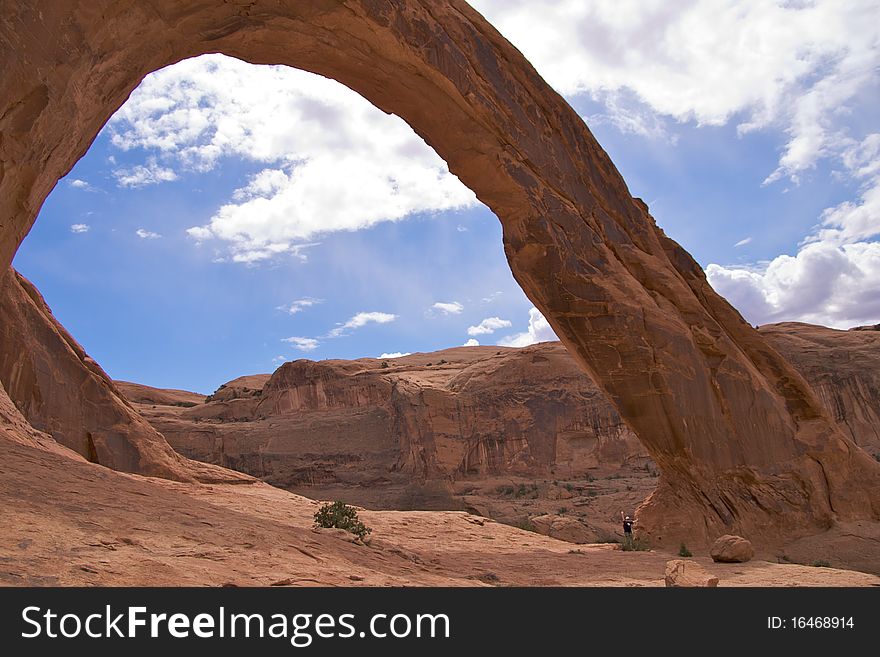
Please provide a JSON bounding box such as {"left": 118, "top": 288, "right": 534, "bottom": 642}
{"left": 122, "top": 344, "right": 648, "bottom": 496}
{"left": 761, "top": 323, "right": 880, "bottom": 457}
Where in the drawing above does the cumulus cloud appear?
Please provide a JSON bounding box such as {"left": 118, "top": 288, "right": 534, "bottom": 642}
{"left": 472, "top": 0, "right": 880, "bottom": 182}
{"left": 327, "top": 311, "right": 397, "bottom": 338}
{"left": 282, "top": 336, "right": 319, "bottom": 352}
{"left": 463, "top": 338, "right": 480, "bottom": 347}
{"left": 136, "top": 228, "right": 162, "bottom": 239}
{"left": 281, "top": 298, "right": 322, "bottom": 315}
{"left": 467, "top": 317, "right": 512, "bottom": 336}
{"left": 109, "top": 55, "right": 477, "bottom": 263}
{"left": 113, "top": 157, "right": 178, "bottom": 188}
{"left": 498, "top": 307, "right": 559, "bottom": 347}
{"left": 379, "top": 352, "right": 411, "bottom": 359}
{"left": 430, "top": 301, "right": 464, "bottom": 315}
{"left": 707, "top": 132, "right": 880, "bottom": 328}
{"left": 707, "top": 242, "right": 880, "bottom": 329}
{"left": 69, "top": 223, "right": 90, "bottom": 234}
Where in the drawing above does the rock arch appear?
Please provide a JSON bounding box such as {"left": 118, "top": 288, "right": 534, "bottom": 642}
{"left": 1, "top": 0, "right": 877, "bottom": 546}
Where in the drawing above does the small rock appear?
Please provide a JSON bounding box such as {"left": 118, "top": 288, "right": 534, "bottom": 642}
{"left": 664, "top": 560, "right": 719, "bottom": 587}
{"left": 710, "top": 534, "right": 754, "bottom": 563}
{"left": 349, "top": 575, "right": 364, "bottom": 581}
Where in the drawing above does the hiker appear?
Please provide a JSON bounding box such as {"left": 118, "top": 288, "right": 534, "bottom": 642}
{"left": 620, "top": 510, "right": 634, "bottom": 548}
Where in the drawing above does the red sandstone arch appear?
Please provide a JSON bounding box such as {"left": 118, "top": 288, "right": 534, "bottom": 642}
{"left": 1, "top": 0, "right": 878, "bottom": 546}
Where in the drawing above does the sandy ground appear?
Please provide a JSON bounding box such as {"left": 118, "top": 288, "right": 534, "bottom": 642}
{"left": 2, "top": 437, "right": 877, "bottom": 587}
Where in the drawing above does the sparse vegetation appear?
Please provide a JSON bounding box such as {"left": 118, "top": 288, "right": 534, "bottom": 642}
{"left": 874, "top": 453, "right": 880, "bottom": 462}
{"left": 557, "top": 507, "right": 568, "bottom": 515}
{"left": 313, "top": 501, "right": 372, "bottom": 540}
{"left": 621, "top": 537, "right": 651, "bottom": 552}
{"left": 587, "top": 490, "right": 598, "bottom": 497}
{"left": 380, "top": 361, "right": 389, "bottom": 369}
{"left": 438, "top": 359, "right": 447, "bottom": 365}
{"left": 496, "top": 484, "right": 515, "bottom": 496}
{"left": 564, "top": 483, "right": 574, "bottom": 491}
{"left": 678, "top": 543, "right": 692, "bottom": 557}
{"left": 811, "top": 559, "right": 831, "bottom": 568}
{"left": 514, "top": 483, "right": 539, "bottom": 499}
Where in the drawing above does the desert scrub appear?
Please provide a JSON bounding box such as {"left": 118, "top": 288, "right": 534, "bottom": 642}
{"left": 314, "top": 501, "right": 372, "bottom": 540}
{"left": 621, "top": 537, "right": 650, "bottom": 552}
{"left": 678, "top": 543, "right": 693, "bottom": 557}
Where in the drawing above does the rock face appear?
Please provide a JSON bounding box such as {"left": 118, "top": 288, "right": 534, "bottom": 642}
{"left": 130, "top": 344, "right": 647, "bottom": 492}
{"left": 1, "top": 0, "right": 879, "bottom": 545}
{"left": 710, "top": 535, "right": 754, "bottom": 563}
{"left": 665, "top": 560, "right": 720, "bottom": 588}
{"left": 0, "top": 268, "right": 246, "bottom": 483}
{"left": 530, "top": 514, "right": 598, "bottom": 544}
{"left": 761, "top": 323, "right": 880, "bottom": 456}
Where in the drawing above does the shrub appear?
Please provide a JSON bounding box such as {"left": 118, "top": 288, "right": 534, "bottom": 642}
{"left": 380, "top": 361, "right": 389, "bottom": 369}
{"left": 557, "top": 507, "right": 568, "bottom": 515}
{"left": 621, "top": 537, "right": 650, "bottom": 552}
{"left": 678, "top": 543, "right": 692, "bottom": 557}
{"left": 313, "top": 501, "right": 372, "bottom": 540}
{"left": 811, "top": 559, "right": 831, "bottom": 568}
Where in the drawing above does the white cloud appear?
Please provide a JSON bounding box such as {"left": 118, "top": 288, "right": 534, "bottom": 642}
{"left": 272, "top": 355, "right": 287, "bottom": 365}
{"left": 113, "top": 157, "right": 178, "bottom": 188}
{"left": 281, "top": 298, "right": 322, "bottom": 315}
{"left": 467, "top": 317, "right": 512, "bottom": 336}
{"left": 69, "top": 179, "right": 98, "bottom": 192}
{"left": 734, "top": 237, "right": 753, "bottom": 248}
{"left": 69, "top": 223, "right": 90, "bottom": 234}
{"left": 707, "top": 133, "right": 880, "bottom": 329}
{"left": 498, "top": 307, "right": 559, "bottom": 347}
{"left": 472, "top": 0, "right": 880, "bottom": 182}
{"left": 379, "top": 352, "right": 410, "bottom": 359}
{"left": 431, "top": 301, "right": 464, "bottom": 315}
{"left": 136, "top": 228, "right": 162, "bottom": 239}
{"left": 109, "top": 55, "right": 477, "bottom": 263}
{"left": 707, "top": 241, "right": 880, "bottom": 329}
{"left": 327, "top": 311, "right": 397, "bottom": 338}
{"left": 463, "top": 338, "right": 480, "bottom": 347}
{"left": 282, "top": 336, "right": 319, "bottom": 352}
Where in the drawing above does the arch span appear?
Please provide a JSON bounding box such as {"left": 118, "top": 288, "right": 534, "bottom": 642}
{"left": 1, "top": 0, "right": 878, "bottom": 546}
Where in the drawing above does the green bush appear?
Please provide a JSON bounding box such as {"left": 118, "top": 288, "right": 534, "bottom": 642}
{"left": 313, "top": 501, "right": 372, "bottom": 540}
{"left": 678, "top": 543, "right": 692, "bottom": 557}
{"left": 380, "top": 361, "right": 389, "bottom": 369}
{"left": 811, "top": 559, "right": 831, "bottom": 568}
{"left": 621, "top": 537, "right": 650, "bottom": 552}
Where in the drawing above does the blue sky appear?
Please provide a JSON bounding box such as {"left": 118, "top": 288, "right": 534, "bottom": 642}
{"left": 13, "top": 0, "right": 880, "bottom": 394}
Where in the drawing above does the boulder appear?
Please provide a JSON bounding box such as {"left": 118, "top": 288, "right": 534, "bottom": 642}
{"left": 665, "top": 560, "right": 719, "bottom": 587}
{"left": 711, "top": 535, "right": 754, "bottom": 563}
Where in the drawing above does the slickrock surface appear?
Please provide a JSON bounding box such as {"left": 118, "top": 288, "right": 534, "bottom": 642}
{"left": 1, "top": 0, "right": 878, "bottom": 549}
{"left": 2, "top": 433, "right": 877, "bottom": 587}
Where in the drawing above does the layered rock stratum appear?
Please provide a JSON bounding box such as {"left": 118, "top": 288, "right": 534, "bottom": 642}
{"left": 1, "top": 0, "right": 878, "bottom": 563}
